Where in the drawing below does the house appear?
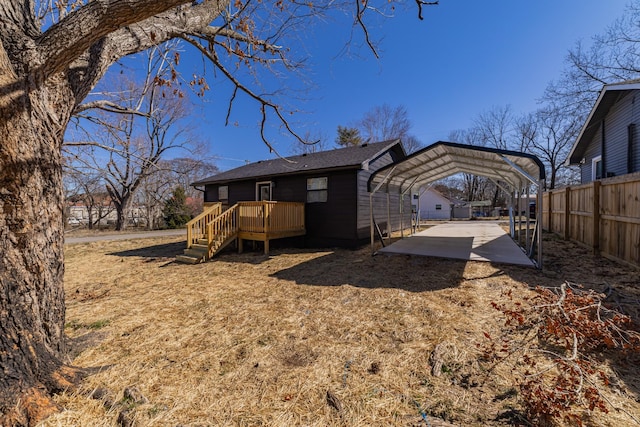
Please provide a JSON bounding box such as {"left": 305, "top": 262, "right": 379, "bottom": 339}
{"left": 566, "top": 79, "right": 640, "bottom": 183}
{"left": 412, "top": 188, "right": 453, "bottom": 220}
{"left": 191, "top": 140, "right": 410, "bottom": 248}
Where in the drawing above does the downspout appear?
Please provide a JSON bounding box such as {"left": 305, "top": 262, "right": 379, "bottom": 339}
{"left": 628, "top": 124, "right": 635, "bottom": 174}
{"left": 601, "top": 119, "right": 606, "bottom": 178}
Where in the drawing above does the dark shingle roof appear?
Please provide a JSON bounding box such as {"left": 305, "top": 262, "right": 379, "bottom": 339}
{"left": 193, "top": 139, "right": 403, "bottom": 185}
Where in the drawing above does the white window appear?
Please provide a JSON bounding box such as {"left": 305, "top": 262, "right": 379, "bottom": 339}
{"left": 256, "top": 182, "right": 272, "bottom": 201}
{"left": 435, "top": 204, "right": 442, "bottom": 210}
{"left": 592, "top": 156, "right": 602, "bottom": 181}
{"left": 218, "top": 186, "right": 228, "bottom": 201}
{"left": 307, "top": 177, "right": 328, "bottom": 203}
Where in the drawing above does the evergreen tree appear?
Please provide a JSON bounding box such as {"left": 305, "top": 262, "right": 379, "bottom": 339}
{"left": 163, "top": 187, "right": 192, "bottom": 229}
{"left": 335, "top": 126, "right": 363, "bottom": 147}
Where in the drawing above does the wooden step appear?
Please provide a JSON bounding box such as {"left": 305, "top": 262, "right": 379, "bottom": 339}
{"left": 175, "top": 254, "right": 201, "bottom": 264}
{"left": 191, "top": 243, "right": 208, "bottom": 252}
{"left": 184, "top": 248, "right": 206, "bottom": 258}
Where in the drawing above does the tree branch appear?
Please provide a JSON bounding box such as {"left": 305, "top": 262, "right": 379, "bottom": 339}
{"left": 67, "top": 0, "right": 228, "bottom": 102}
{"left": 73, "top": 100, "right": 150, "bottom": 116}
{"left": 415, "top": 0, "right": 438, "bottom": 21}
{"left": 180, "top": 33, "right": 307, "bottom": 158}
{"left": 36, "top": 0, "right": 191, "bottom": 81}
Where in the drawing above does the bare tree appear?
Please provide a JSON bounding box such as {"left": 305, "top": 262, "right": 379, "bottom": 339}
{"left": 351, "top": 103, "right": 423, "bottom": 152}
{"left": 402, "top": 134, "right": 424, "bottom": 154}
{"left": 0, "top": 2, "right": 435, "bottom": 421}
{"left": 469, "top": 106, "right": 518, "bottom": 206}
{"left": 516, "top": 107, "right": 581, "bottom": 189}
{"left": 63, "top": 169, "right": 115, "bottom": 229}
{"left": 357, "top": 103, "right": 411, "bottom": 141}
{"left": 447, "top": 129, "right": 493, "bottom": 202}
{"left": 65, "top": 47, "right": 201, "bottom": 230}
{"left": 137, "top": 157, "right": 218, "bottom": 229}
{"left": 291, "top": 130, "right": 330, "bottom": 154}
{"left": 473, "top": 105, "right": 516, "bottom": 150}
{"left": 544, "top": 1, "right": 640, "bottom": 117}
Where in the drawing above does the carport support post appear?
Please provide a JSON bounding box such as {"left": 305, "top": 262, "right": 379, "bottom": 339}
{"left": 386, "top": 190, "right": 391, "bottom": 244}
{"left": 517, "top": 181, "right": 523, "bottom": 245}
{"left": 524, "top": 183, "right": 533, "bottom": 254}
{"left": 509, "top": 189, "right": 515, "bottom": 238}
{"left": 537, "top": 179, "right": 544, "bottom": 269}
{"left": 369, "top": 193, "right": 375, "bottom": 253}
{"left": 400, "top": 192, "right": 404, "bottom": 239}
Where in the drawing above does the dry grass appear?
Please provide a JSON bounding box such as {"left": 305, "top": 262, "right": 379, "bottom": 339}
{"left": 39, "top": 232, "right": 640, "bottom": 426}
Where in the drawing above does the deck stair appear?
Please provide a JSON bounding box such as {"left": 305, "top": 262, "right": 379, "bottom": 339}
{"left": 177, "top": 203, "right": 239, "bottom": 264}
{"left": 177, "top": 201, "right": 305, "bottom": 263}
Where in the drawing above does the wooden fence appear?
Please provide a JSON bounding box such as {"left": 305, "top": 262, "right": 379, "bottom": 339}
{"left": 542, "top": 172, "right": 640, "bottom": 268}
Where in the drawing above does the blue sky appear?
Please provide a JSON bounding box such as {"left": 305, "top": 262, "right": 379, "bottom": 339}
{"left": 115, "top": 1, "right": 631, "bottom": 171}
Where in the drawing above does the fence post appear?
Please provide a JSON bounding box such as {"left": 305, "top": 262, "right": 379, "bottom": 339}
{"left": 547, "top": 190, "right": 553, "bottom": 232}
{"left": 564, "top": 187, "right": 571, "bottom": 240}
{"left": 592, "top": 181, "right": 601, "bottom": 254}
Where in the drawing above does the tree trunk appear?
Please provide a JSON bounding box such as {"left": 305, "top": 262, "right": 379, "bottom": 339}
{"left": 114, "top": 195, "right": 132, "bottom": 231}
{"left": 0, "top": 77, "right": 80, "bottom": 425}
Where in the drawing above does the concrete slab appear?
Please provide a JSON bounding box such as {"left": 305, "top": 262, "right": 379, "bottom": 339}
{"left": 378, "top": 222, "right": 534, "bottom": 267}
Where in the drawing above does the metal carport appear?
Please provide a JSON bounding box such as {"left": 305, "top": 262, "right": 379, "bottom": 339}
{"left": 367, "top": 141, "right": 546, "bottom": 268}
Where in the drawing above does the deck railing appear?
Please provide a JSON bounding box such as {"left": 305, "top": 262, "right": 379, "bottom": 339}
{"left": 186, "top": 202, "right": 222, "bottom": 247}
{"left": 206, "top": 204, "right": 239, "bottom": 258}
{"left": 237, "top": 201, "right": 305, "bottom": 234}
{"left": 184, "top": 201, "right": 305, "bottom": 260}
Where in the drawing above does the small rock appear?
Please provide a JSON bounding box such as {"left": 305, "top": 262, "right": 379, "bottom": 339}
{"left": 430, "top": 343, "right": 445, "bottom": 377}
{"left": 326, "top": 390, "right": 342, "bottom": 413}
{"left": 90, "top": 387, "right": 109, "bottom": 400}
{"left": 367, "top": 362, "right": 381, "bottom": 374}
{"left": 123, "top": 386, "right": 148, "bottom": 404}
{"left": 90, "top": 387, "right": 115, "bottom": 408}
{"left": 117, "top": 409, "right": 133, "bottom": 427}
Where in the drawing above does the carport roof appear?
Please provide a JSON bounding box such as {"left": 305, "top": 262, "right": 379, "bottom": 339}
{"left": 368, "top": 141, "right": 546, "bottom": 193}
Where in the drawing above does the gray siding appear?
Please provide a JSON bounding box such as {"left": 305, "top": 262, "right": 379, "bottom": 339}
{"left": 633, "top": 123, "right": 640, "bottom": 173}
{"left": 356, "top": 151, "right": 411, "bottom": 239}
{"left": 580, "top": 129, "right": 601, "bottom": 183}
{"left": 580, "top": 91, "right": 640, "bottom": 183}
{"left": 604, "top": 92, "right": 635, "bottom": 178}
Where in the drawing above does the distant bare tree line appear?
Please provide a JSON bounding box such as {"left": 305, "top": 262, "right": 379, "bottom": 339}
{"left": 63, "top": 45, "right": 218, "bottom": 230}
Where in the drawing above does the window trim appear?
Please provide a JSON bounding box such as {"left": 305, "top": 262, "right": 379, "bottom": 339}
{"left": 256, "top": 181, "right": 273, "bottom": 201}
{"left": 218, "top": 185, "right": 229, "bottom": 201}
{"left": 306, "top": 177, "right": 328, "bottom": 203}
{"left": 592, "top": 155, "right": 602, "bottom": 181}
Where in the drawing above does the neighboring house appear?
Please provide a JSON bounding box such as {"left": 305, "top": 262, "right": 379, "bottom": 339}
{"left": 65, "top": 200, "right": 146, "bottom": 227}
{"left": 566, "top": 79, "right": 640, "bottom": 183}
{"left": 412, "top": 188, "right": 453, "bottom": 220}
{"left": 192, "top": 140, "right": 410, "bottom": 247}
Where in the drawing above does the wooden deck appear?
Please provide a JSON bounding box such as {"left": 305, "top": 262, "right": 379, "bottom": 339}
{"left": 237, "top": 202, "right": 306, "bottom": 254}
{"left": 178, "top": 201, "right": 305, "bottom": 263}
